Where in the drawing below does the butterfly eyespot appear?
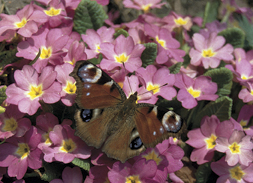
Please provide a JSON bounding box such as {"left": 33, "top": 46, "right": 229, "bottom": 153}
{"left": 78, "top": 64, "right": 102, "bottom": 83}
{"left": 162, "top": 111, "right": 182, "bottom": 133}
{"left": 80, "top": 109, "right": 93, "bottom": 122}
{"left": 129, "top": 137, "right": 143, "bottom": 150}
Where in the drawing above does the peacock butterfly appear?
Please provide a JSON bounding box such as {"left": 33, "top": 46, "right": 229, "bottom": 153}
{"left": 70, "top": 60, "right": 185, "bottom": 163}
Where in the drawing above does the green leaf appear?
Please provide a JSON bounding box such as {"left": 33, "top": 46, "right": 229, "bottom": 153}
{"left": 72, "top": 158, "right": 90, "bottom": 171}
{"left": 196, "top": 163, "right": 212, "bottom": 183}
{"left": 204, "top": 67, "right": 233, "bottom": 96}
{"left": 141, "top": 43, "right": 157, "bottom": 67}
{"left": 202, "top": 1, "right": 220, "bottom": 27}
{"left": 0, "top": 86, "right": 7, "bottom": 106}
{"left": 194, "top": 96, "right": 232, "bottom": 128}
{"left": 29, "top": 48, "right": 41, "bottom": 65}
{"left": 88, "top": 53, "right": 103, "bottom": 65}
{"left": 41, "top": 162, "right": 64, "bottom": 182}
{"left": 114, "top": 29, "right": 129, "bottom": 38}
{"left": 218, "top": 28, "right": 245, "bottom": 48}
{"left": 0, "top": 48, "right": 20, "bottom": 70}
{"left": 73, "top": 0, "right": 108, "bottom": 35}
{"left": 169, "top": 62, "right": 182, "bottom": 74}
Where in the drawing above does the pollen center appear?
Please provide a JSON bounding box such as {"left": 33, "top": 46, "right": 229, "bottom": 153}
{"left": 95, "top": 45, "right": 101, "bottom": 53}
{"left": 229, "top": 142, "right": 241, "bottom": 154}
{"left": 229, "top": 166, "right": 245, "bottom": 181}
{"left": 204, "top": 134, "right": 217, "bottom": 149}
{"left": 63, "top": 81, "right": 77, "bottom": 94}
{"left": 241, "top": 74, "right": 248, "bottom": 80}
{"left": 156, "top": 36, "right": 166, "bottom": 48}
{"left": 147, "top": 83, "right": 160, "bottom": 94}
{"left": 201, "top": 48, "right": 216, "bottom": 58}
{"left": 2, "top": 117, "right": 18, "bottom": 132}
{"left": 126, "top": 175, "right": 141, "bottom": 183}
{"left": 239, "top": 120, "right": 248, "bottom": 127}
{"left": 60, "top": 139, "right": 77, "bottom": 153}
{"left": 40, "top": 46, "right": 52, "bottom": 59}
{"left": 142, "top": 149, "right": 162, "bottom": 165}
{"left": 187, "top": 86, "right": 201, "bottom": 98}
{"left": 141, "top": 4, "right": 152, "bottom": 13}
{"left": 26, "top": 84, "right": 43, "bottom": 100}
{"left": 174, "top": 17, "right": 187, "bottom": 25}
{"left": 44, "top": 7, "right": 61, "bottom": 16}
{"left": 16, "top": 143, "right": 30, "bottom": 160}
{"left": 15, "top": 18, "right": 27, "bottom": 28}
{"left": 115, "top": 53, "right": 129, "bottom": 63}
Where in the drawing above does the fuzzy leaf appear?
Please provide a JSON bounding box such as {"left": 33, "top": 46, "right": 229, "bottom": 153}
{"left": 218, "top": 27, "right": 245, "bottom": 48}
{"left": 41, "top": 162, "right": 64, "bottom": 182}
{"left": 194, "top": 96, "right": 232, "bottom": 128}
{"left": 0, "top": 48, "right": 20, "bottom": 70}
{"left": 73, "top": 0, "right": 108, "bottom": 35}
{"left": 204, "top": 67, "right": 233, "bottom": 96}
{"left": 202, "top": 1, "right": 220, "bottom": 27}
{"left": 114, "top": 29, "right": 129, "bottom": 38}
{"left": 72, "top": 158, "right": 90, "bottom": 171}
{"left": 169, "top": 62, "right": 183, "bottom": 74}
{"left": 0, "top": 86, "right": 7, "bottom": 106}
{"left": 141, "top": 43, "right": 157, "bottom": 67}
{"left": 196, "top": 163, "right": 212, "bottom": 183}
{"left": 88, "top": 53, "right": 103, "bottom": 65}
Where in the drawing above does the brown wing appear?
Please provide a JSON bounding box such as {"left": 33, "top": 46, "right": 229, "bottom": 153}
{"left": 70, "top": 61, "right": 126, "bottom": 109}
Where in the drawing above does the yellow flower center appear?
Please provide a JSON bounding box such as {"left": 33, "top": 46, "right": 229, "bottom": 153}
{"left": 201, "top": 48, "right": 216, "bottom": 58}
{"left": 229, "top": 142, "right": 241, "bottom": 154}
{"left": 229, "top": 165, "right": 245, "bottom": 181}
{"left": 63, "top": 81, "right": 76, "bottom": 94}
{"left": 95, "top": 45, "right": 101, "bottom": 53}
{"left": 115, "top": 53, "right": 129, "bottom": 63}
{"left": 40, "top": 46, "right": 52, "bottom": 59}
{"left": 174, "top": 17, "right": 187, "bottom": 25}
{"left": 2, "top": 117, "right": 18, "bottom": 132}
{"left": 60, "top": 139, "right": 77, "bottom": 153}
{"left": 155, "top": 36, "right": 166, "bottom": 48}
{"left": 241, "top": 74, "right": 250, "bottom": 80}
{"left": 44, "top": 7, "right": 61, "bottom": 16}
{"left": 187, "top": 86, "right": 201, "bottom": 98}
{"left": 226, "top": 4, "right": 236, "bottom": 13}
{"left": 42, "top": 128, "right": 53, "bottom": 145}
{"left": 142, "top": 149, "right": 162, "bottom": 165}
{"left": 26, "top": 84, "right": 43, "bottom": 100}
{"left": 126, "top": 175, "right": 141, "bottom": 183}
{"left": 239, "top": 120, "right": 248, "bottom": 127}
{"left": 16, "top": 143, "right": 30, "bottom": 160}
{"left": 147, "top": 83, "right": 160, "bottom": 94}
{"left": 15, "top": 18, "right": 27, "bottom": 28}
{"left": 141, "top": 4, "right": 152, "bottom": 13}
{"left": 204, "top": 134, "right": 217, "bottom": 149}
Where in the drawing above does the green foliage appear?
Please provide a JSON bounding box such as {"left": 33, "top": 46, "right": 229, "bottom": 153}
{"left": 41, "top": 162, "right": 64, "bottom": 182}
{"left": 88, "top": 53, "right": 103, "bottom": 65}
{"left": 0, "top": 86, "right": 7, "bottom": 106}
{"left": 72, "top": 158, "right": 90, "bottom": 171}
{"left": 114, "top": 29, "right": 129, "bottom": 38}
{"left": 195, "top": 163, "right": 212, "bottom": 183}
{"left": 202, "top": 1, "right": 220, "bottom": 27}
{"left": 73, "top": 0, "right": 108, "bottom": 35}
{"left": 218, "top": 27, "right": 245, "bottom": 48}
{"left": 204, "top": 67, "right": 233, "bottom": 96}
{"left": 169, "top": 62, "right": 183, "bottom": 74}
{"left": 141, "top": 43, "right": 157, "bottom": 67}
{"left": 0, "top": 48, "right": 20, "bottom": 70}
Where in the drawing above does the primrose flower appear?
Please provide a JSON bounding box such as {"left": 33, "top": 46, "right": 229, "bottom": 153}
{"left": 5, "top": 65, "right": 61, "bottom": 115}
{"left": 237, "top": 105, "right": 253, "bottom": 136}
{"left": 211, "top": 157, "right": 253, "bottom": 183}
{"left": 199, "top": 20, "right": 227, "bottom": 39}
{"left": 99, "top": 35, "right": 145, "bottom": 72}
{"left": 0, "top": 127, "right": 42, "bottom": 180}
{"left": 215, "top": 130, "right": 253, "bottom": 166}
{"left": 0, "top": 3, "right": 47, "bottom": 37}
{"left": 85, "top": 165, "right": 110, "bottom": 183}
{"left": 136, "top": 65, "right": 177, "bottom": 104}
{"left": 123, "top": 0, "right": 166, "bottom": 13}
{"left": 0, "top": 105, "right": 31, "bottom": 139}
{"left": 42, "top": 125, "right": 92, "bottom": 163}
{"left": 50, "top": 167, "right": 83, "bottom": 183}
{"left": 238, "top": 82, "right": 253, "bottom": 103}
{"left": 189, "top": 32, "right": 234, "bottom": 69}
{"left": 55, "top": 63, "right": 76, "bottom": 106}
{"left": 16, "top": 26, "right": 69, "bottom": 73}
{"left": 175, "top": 74, "right": 218, "bottom": 109}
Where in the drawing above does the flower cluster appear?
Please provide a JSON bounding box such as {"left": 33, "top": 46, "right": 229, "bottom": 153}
{"left": 0, "top": 0, "right": 252, "bottom": 182}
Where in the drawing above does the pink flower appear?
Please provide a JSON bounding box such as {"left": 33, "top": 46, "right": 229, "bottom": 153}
{"left": 237, "top": 105, "right": 253, "bottom": 136}
{"left": 0, "top": 105, "right": 31, "bottom": 139}
{"left": 189, "top": 32, "right": 234, "bottom": 68}
{"left": 0, "top": 3, "right": 47, "bottom": 37}
{"left": 215, "top": 130, "right": 253, "bottom": 166}
{"left": 99, "top": 35, "right": 145, "bottom": 72}
{"left": 42, "top": 125, "right": 92, "bottom": 163}
{"left": 136, "top": 65, "right": 177, "bottom": 104}
{"left": 238, "top": 82, "right": 253, "bottom": 103}
{"left": 199, "top": 20, "right": 227, "bottom": 39}
{"left": 55, "top": 63, "right": 76, "bottom": 106}
{"left": 175, "top": 74, "right": 218, "bottom": 109}
{"left": 93, "top": 0, "right": 109, "bottom": 6}
{"left": 16, "top": 26, "right": 69, "bottom": 73}
{"left": 63, "top": 41, "right": 87, "bottom": 65}
{"left": 123, "top": 0, "right": 166, "bottom": 13}
{"left": 6, "top": 65, "right": 61, "bottom": 115}
{"left": 50, "top": 167, "right": 83, "bottom": 183}
{"left": 0, "top": 127, "right": 42, "bottom": 180}
{"left": 85, "top": 165, "right": 110, "bottom": 183}
{"left": 211, "top": 157, "right": 253, "bottom": 183}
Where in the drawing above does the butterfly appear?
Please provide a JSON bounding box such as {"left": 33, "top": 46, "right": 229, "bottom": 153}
{"left": 70, "top": 60, "right": 185, "bottom": 163}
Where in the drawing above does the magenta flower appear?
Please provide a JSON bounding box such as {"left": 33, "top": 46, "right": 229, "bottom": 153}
{"left": 63, "top": 41, "right": 87, "bottom": 65}
{"left": 55, "top": 63, "right": 76, "bottom": 106}
{"left": 199, "top": 20, "right": 227, "bottom": 39}
{"left": 108, "top": 158, "right": 158, "bottom": 183}
{"left": 99, "top": 35, "right": 145, "bottom": 72}
{"left": 123, "top": 0, "right": 166, "bottom": 13}
{"left": 6, "top": 65, "right": 61, "bottom": 115}
{"left": 211, "top": 157, "right": 253, "bottom": 183}
{"left": 136, "top": 65, "right": 177, "bottom": 104}
{"left": 50, "top": 167, "right": 83, "bottom": 183}
{"left": 0, "top": 167, "right": 6, "bottom": 182}
{"left": 215, "top": 130, "right": 253, "bottom": 166}
{"left": 93, "top": 0, "right": 109, "bottom": 6}
{"left": 238, "top": 82, "right": 253, "bottom": 103}
{"left": 16, "top": 26, "right": 69, "bottom": 73}
{"left": 85, "top": 165, "right": 110, "bottom": 183}
{"left": 42, "top": 125, "right": 92, "bottom": 163}
{"left": 189, "top": 32, "right": 234, "bottom": 68}
{"left": 90, "top": 148, "right": 116, "bottom": 167}
{"left": 0, "top": 127, "right": 42, "bottom": 180}
{"left": 0, "top": 3, "right": 47, "bottom": 37}
{"left": 175, "top": 74, "right": 218, "bottom": 109}
{"left": 0, "top": 105, "right": 31, "bottom": 139}
{"left": 237, "top": 105, "right": 253, "bottom": 136}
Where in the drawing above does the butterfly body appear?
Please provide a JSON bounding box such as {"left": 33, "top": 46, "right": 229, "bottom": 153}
{"left": 70, "top": 61, "right": 184, "bottom": 162}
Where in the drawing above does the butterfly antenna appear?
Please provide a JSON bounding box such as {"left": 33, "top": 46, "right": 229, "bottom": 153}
{"left": 138, "top": 83, "right": 168, "bottom": 96}
{"left": 122, "top": 62, "right": 133, "bottom": 93}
